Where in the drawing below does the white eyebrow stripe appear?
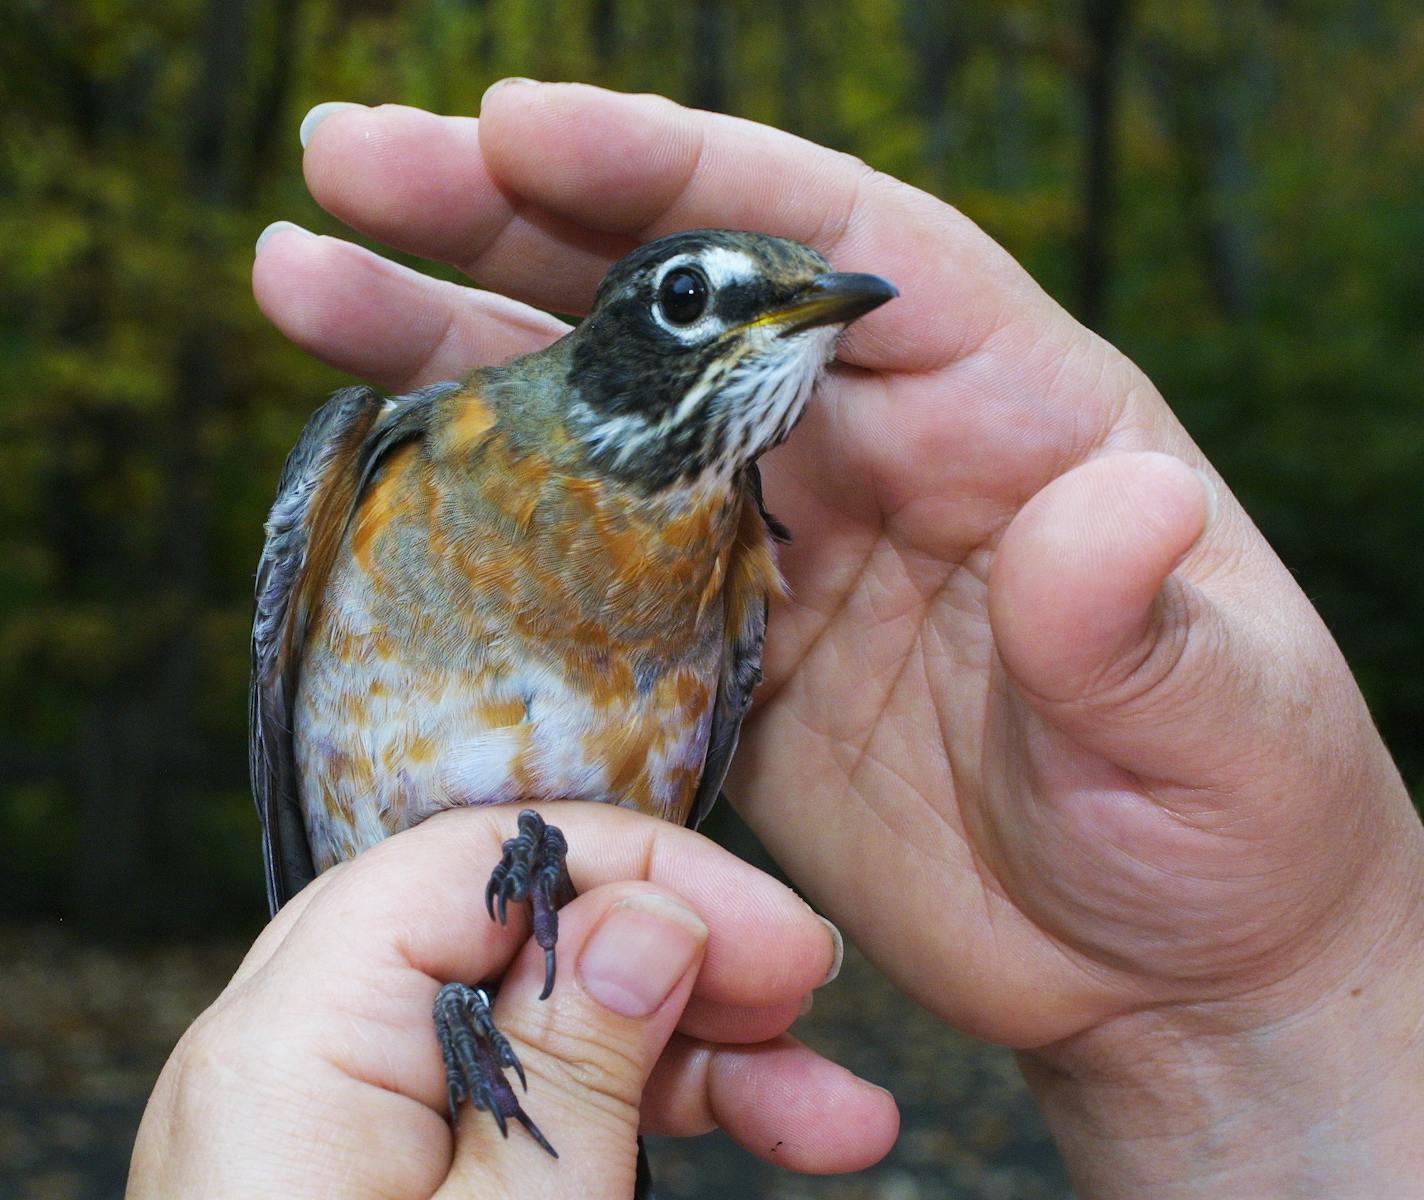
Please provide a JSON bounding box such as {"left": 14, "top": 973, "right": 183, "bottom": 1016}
{"left": 697, "top": 246, "right": 759, "bottom": 288}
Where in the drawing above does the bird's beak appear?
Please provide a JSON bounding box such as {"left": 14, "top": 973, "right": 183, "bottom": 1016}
{"left": 767, "top": 272, "right": 899, "bottom": 336}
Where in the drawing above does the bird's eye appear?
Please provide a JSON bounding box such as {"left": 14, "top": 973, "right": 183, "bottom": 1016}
{"left": 657, "top": 267, "right": 709, "bottom": 325}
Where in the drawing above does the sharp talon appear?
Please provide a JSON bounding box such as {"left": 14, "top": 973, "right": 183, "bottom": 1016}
{"left": 517, "top": 1111, "right": 559, "bottom": 1159}
{"left": 497, "top": 891, "right": 509, "bottom": 925}
{"left": 485, "top": 881, "right": 497, "bottom": 921}
{"left": 540, "top": 948, "right": 556, "bottom": 1001}
{"left": 508, "top": 1049, "right": 527, "bottom": 1091}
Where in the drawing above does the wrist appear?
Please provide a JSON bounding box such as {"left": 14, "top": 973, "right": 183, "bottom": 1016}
{"left": 1020, "top": 814, "right": 1424, "bottom": 1199}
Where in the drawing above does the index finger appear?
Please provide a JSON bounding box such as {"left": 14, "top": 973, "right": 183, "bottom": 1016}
{"left": 303, "top": 85, "right": 1042, "bottom": 369}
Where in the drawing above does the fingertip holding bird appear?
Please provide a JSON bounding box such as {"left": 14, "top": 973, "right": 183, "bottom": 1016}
{"left": 480, "top": 77, "right": 539, "bottom": 111}
{"left": 703, "top": 1040, "right": 903, "bottom": 1172}
{"left": 254, "top": 219, "right": 312, "bottom": 256}
{"left": 299, "top": 101, "right": 369, "bottom": 148}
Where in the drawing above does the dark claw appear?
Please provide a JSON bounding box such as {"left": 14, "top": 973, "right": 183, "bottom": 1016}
{"left": 540, "top": 947, "right": 556, "bottom": 1002}
{"left": 485, "top": 809, "right": 574, "bottom": 1000}
{"left": 446, "top": 1082, "right": 460, "bottom": 1128}
{"left": 517, "top": 1110, "right": 559, "bottom": 1159}
{"left": 483, "top": 1079, "right": 510, "bottom": 1139}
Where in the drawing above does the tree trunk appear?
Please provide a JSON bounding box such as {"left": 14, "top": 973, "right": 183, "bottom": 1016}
{"left": 689, "top": 0, "right": 734, "bottom": 114}
{"left": 591, "top": 0, "right": 620, "bottom": 68}
{"left": 1078, "top": 0, "right": 1131, "bottom": 331}
{"left": 903, "top": 0, "right": 968, "bottom": 184}
{"left": 1143, "top": 3, "right": 1264, "bottom": 320}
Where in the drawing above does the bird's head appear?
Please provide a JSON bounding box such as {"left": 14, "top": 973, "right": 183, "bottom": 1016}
{"left": 564, "top": 229, "right": 896, "bottom": 493}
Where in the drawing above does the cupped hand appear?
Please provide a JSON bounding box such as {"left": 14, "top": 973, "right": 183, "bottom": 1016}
{"left": 127, "top": 804, "right": 893, "bottom": 1199}
{"left": 252, "top": 84, "right": 1422, "bottom": 1059}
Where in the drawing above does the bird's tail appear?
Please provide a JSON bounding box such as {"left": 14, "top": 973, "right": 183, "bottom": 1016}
{"left": 634, "top": 1137, "right": 657, "bottom": 1200}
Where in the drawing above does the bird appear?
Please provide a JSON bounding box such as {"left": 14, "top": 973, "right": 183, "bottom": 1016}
{"left": 249, "top": 228, "right": 897, "bottom": 1169}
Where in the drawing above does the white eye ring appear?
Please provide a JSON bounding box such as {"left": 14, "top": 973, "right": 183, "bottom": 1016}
{"left": 650, "top": 255, "right": 725, "bottom": 343}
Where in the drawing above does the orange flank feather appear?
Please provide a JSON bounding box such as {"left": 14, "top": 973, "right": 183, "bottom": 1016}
{"left": 724, "top": 481, "right": 788, "bottom": 627}
{"left": 282, "top": 400, "right": 382, "bottom": 668}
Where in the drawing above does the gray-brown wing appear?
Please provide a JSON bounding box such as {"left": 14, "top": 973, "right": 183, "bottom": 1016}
{"left": 687, "top": 464, "right": 786, "bottom": 829}
{"left": 251, "top": 382, "right": 460, "bottom": 914}
{"left": 250, "top": 386, "right": 386, "bottom": 913}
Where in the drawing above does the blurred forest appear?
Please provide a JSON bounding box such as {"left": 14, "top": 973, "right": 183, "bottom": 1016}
{"left": 3, "top": 0, "right": 1422, "bottom": 937}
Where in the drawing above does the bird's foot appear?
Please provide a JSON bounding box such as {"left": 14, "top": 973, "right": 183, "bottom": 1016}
{"left": 433, "top": 982, "right": 557, "bottom": 1157}
{"left": 486, "top": 809, "right": 574, "bottom": 1000}
{"left": 436, "top": 812, "right": 572, "bottom": 1153}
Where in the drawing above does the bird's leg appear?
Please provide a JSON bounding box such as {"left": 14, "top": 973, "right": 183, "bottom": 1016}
{"left": 433, "top": 982, "right": 557, "bottom": 1157}
{"left": 485, "top": 808, "right": 575, "bottom": 1000}
{"left": 433, "top": 810, "right": 574, "bottom": 1154}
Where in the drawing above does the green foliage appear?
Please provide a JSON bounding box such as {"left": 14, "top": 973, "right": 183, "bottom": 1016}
{"left": 3, "top": 0, "right": 1421, "bottom": 932}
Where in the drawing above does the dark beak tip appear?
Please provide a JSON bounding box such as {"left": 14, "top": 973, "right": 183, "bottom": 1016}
{"left": 773, "top": 270, "right": 899, "bottom": 335}
{"left": 813, "top": 271, "right": 899, "bottom": 297}
{"left": 814, "top": 272, "right": 899, "bottom": 312}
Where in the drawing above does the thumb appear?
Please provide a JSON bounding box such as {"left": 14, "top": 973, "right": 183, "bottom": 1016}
{"left": 989, "top": 450, "right": 1286, "bottom": 785}
{"left": 439, "top": 883, "right": 707, "bottom": 1199}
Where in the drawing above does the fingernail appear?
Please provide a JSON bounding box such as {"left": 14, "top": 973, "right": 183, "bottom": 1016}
{"left": 255, "top": 220, "right": 312, "bottom": 255}
{"left": 1194, "top": 468, "right": 1220, "bottom": 529}
{"left": 579, "top": 894, "right": 707, "bottom": 1019}
{"left": 815, "top": 915, "right": 844, "bottom": 988}
{"left": 798, "top": 992, "right": 814, "bottom": 1017}
{"left": 299, "top": 101, "right": 367, "bottom": 148}
{"left": 480, "top": 77, "right": 538, "bottom": 109}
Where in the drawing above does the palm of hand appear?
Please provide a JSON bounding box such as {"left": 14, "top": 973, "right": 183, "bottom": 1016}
{"left": 743, "top": 309, "right": 1202, "bottom": 1046}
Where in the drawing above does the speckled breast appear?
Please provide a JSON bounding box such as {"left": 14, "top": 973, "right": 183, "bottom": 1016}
{"left": 292, "top": 428, "right": 736, "bottom": 873}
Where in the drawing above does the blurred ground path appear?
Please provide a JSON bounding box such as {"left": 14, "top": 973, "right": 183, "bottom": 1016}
{"left": 0, "top": 919, "right": 1071, "bottom": 1200}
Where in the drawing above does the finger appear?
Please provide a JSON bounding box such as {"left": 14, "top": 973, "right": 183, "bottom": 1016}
{"left": 251, "top": 221, "right": 567, "bottom": 392}
{"left": 441, "top": 884, "right": 706, "bottom": 1198}
{"left": 300, "top": 88, "right": 1044, "bottom": 369}
{"left": 641, "top": 1034, "right": 900, "bottom": 1173}
{"left": 676, "top": 993, "right": 809, "bottom": 1046}
{"left": 477, "top": 82, "right": 1050, "bottom": 369}
{"left": 988, "top": 451, "right": 1359, "bottom": 790}
{"left": 300, "top": 102, "right": 630, "bottom": 314}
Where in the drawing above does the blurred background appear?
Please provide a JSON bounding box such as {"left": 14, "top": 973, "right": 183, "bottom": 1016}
{"left": 2, "top": 1, "right": 1421, "bottom": 1197}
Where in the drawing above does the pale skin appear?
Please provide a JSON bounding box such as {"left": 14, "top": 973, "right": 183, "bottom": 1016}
{"left": 131, "top": 83, "right": 1424, "bottom": 1197}
{"left": 128, "top": 807, "right": 883, "bottom": 1198}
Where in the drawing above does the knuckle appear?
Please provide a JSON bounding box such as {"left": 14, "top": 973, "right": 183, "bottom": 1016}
{"left": 512, "top": 1016, "right": 646, "bottom": 1119}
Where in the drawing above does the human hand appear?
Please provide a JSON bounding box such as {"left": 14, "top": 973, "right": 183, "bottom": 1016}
{"left": 127, "top": 804, "right": 894, "bottom": 1199}
{"left": 253, "top": 85, "right": 1424, "bottom": 1194}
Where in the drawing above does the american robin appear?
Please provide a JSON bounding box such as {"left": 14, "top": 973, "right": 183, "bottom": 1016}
{"left": 249, "top": 228, "right": 896, "bottom": 1159}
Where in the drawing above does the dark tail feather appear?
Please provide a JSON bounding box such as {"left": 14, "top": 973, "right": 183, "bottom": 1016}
{"left": 634, "top": 1137, "right": 656, "bottom": 1200}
